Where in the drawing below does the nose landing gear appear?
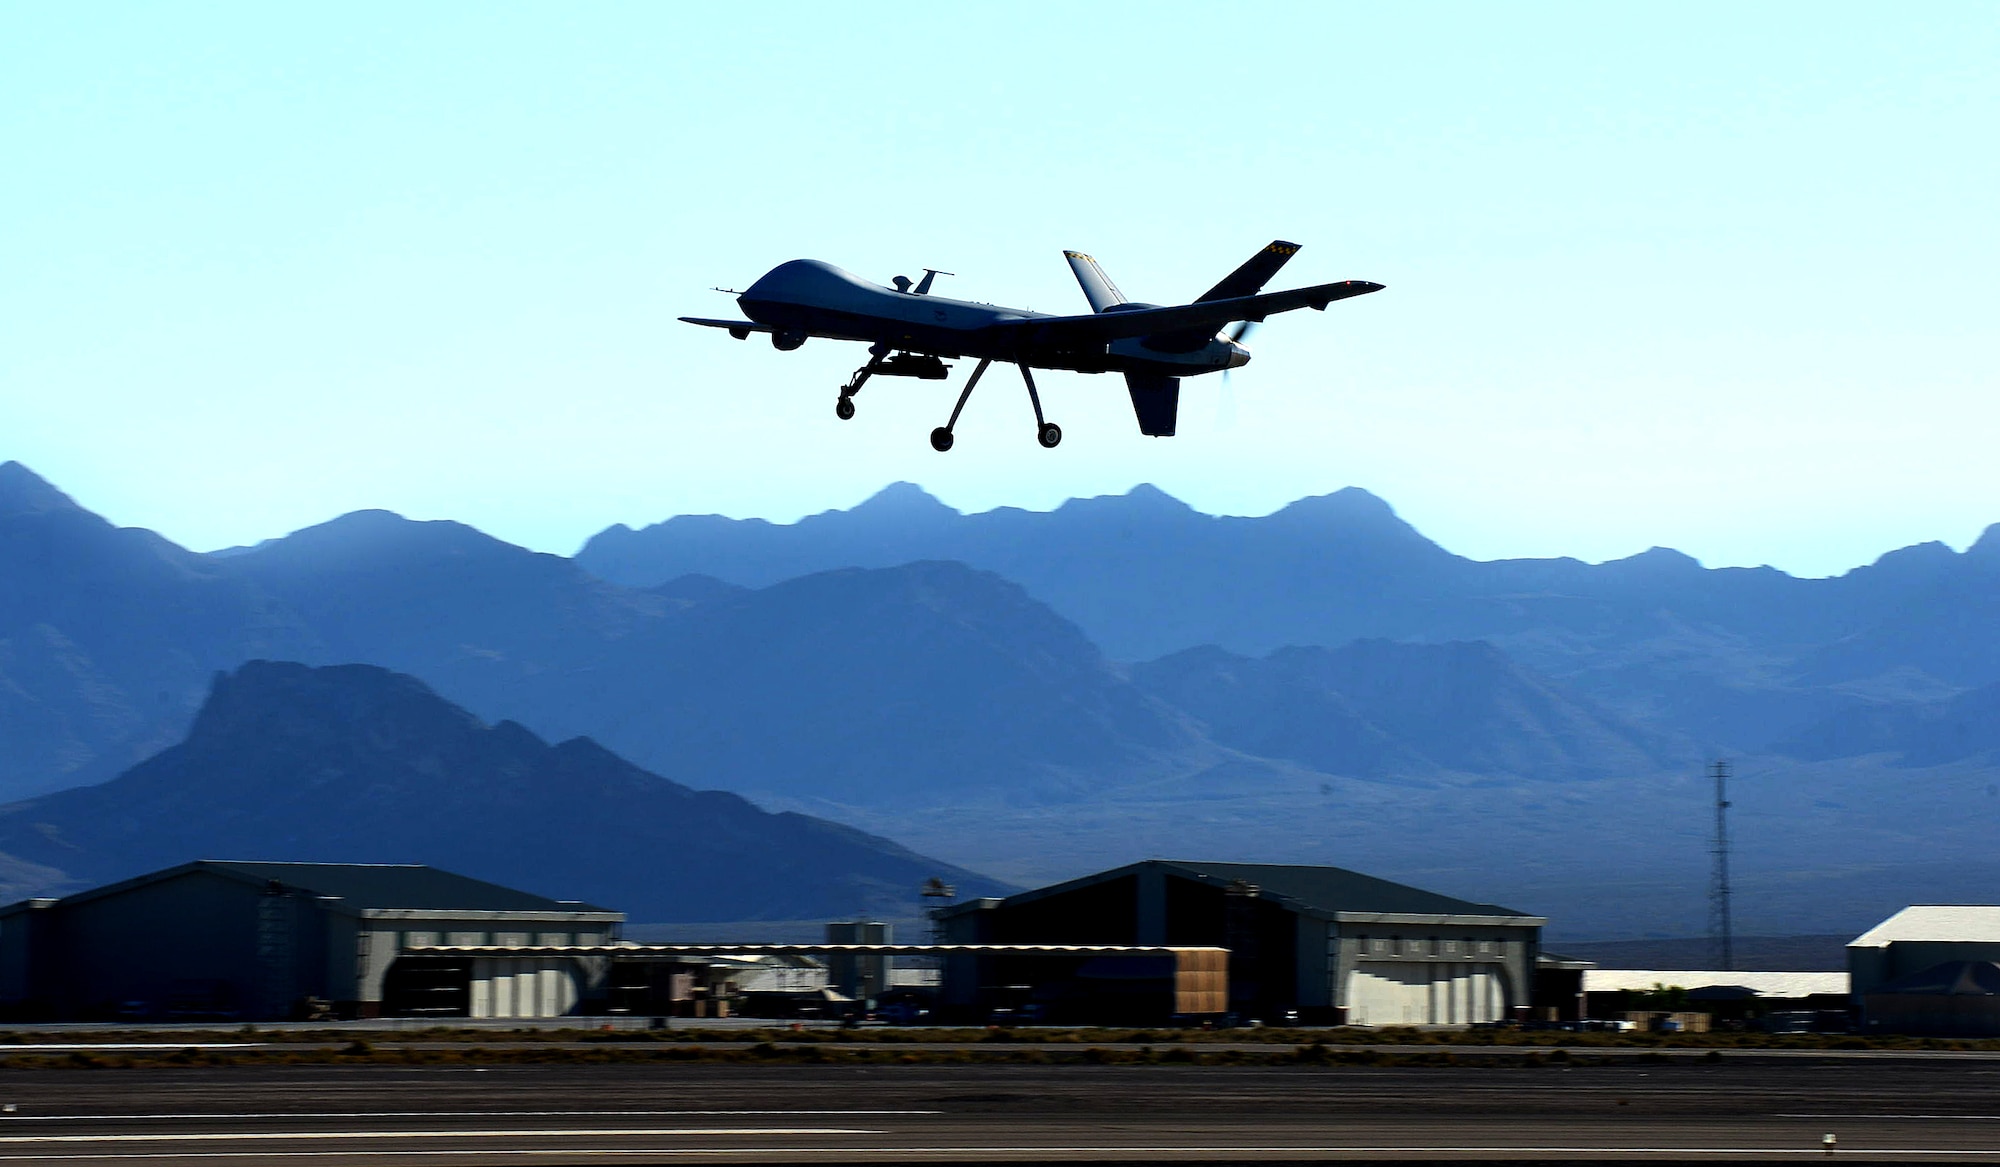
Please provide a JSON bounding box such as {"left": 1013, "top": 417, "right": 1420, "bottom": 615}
{"left": 837, "top": 346, "right": 950, "bottom": 421}
{"left": 835, "top": 345, "right": 883, "bottom": 421}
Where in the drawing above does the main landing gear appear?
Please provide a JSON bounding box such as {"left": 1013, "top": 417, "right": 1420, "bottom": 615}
{"left": 928, "top": 359, "right": 1061, "bottom": 453}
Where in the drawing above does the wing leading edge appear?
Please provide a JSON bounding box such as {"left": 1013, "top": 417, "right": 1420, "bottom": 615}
{"left": 679, "top": 316, "right": 778, "bottom": 339}
{"left": 986, "top": 279, "right": 1383, "bottom": 350}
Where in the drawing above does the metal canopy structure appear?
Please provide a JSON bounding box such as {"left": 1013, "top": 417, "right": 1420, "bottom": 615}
{"left": 404, "top": 942, "right": 1224, "bottom": 958}
{"left": 400, "top": 943, "right": 1232, "bottom": 1020}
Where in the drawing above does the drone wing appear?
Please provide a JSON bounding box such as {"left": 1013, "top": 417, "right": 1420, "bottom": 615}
{"left": 679, "top": 317, "right": 778, "bottom": 339}
{"left": 986, "top": 280, "right": 1383, "bottom": 350}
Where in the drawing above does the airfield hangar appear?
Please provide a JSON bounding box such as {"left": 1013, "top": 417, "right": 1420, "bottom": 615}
{"left": 935, "top": 860, "right": 1545, "bottom": 1025}
{"left": 1850, "top": 905, "right": 2000, "bottom": 1037}
{"left": 0, "top": 861, "right": 623, "bottom": 1021}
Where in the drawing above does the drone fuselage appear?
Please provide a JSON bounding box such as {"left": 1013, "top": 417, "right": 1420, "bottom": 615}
{"left": 737, "top": 259, "right": 1248, "bottom": 377}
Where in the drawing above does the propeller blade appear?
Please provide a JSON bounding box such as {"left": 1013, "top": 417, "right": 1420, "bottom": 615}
{"left": 1218, "top": 321, "right": 1255, "bottom": 430}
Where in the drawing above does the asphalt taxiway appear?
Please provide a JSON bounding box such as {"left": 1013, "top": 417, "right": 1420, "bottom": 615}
{"left": 0, "top": 1059, "right": 1997, "bottom": 1163}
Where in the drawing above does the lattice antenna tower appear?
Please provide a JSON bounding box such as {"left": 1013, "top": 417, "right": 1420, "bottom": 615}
{"left": 921, "top": 876, "right": 957, "bottom": 945}
{"left": 1708, "top": 759, "right": 1734, "bottom": 972}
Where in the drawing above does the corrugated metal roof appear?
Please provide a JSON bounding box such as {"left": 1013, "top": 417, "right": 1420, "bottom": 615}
{"left": 196, "top": 861, "right": 615, "bottom": 913}
{"left": 1584, "top": 969, "right": 1849, "bottom": 996}
{"left": 1157, "top": 860, "right": 1530, "bottom": 919}
{"left": 1849, "top": 905, "right": 2000, "bottom": 948}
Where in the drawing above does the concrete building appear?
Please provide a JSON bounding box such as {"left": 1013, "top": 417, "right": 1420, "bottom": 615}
{"left": 1851, "top": 905, "right": 2000, "bottom": 1036}
{"left": 825, "top": 921, "right": 892, "bottom": 1001}
{"left": 936, "top": 860, "right": 1543, "bottom": 1025}
{"left": 0, "top": 861, "right": 622, "bottom": 1020}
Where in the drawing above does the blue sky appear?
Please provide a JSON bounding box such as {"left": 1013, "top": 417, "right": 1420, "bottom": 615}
{"left": 4, "top": 2, "right": 1995, "bottom": 574}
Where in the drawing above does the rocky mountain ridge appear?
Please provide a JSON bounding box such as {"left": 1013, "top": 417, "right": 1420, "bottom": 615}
{"left": 577, "top": 480, "right": 2000, "bottom": 752}
{"left": 0, "top": 660, "right": 1007, "bottom": 920}
{"left": 6, "top": 460, "right": 1999, "bottom": 933}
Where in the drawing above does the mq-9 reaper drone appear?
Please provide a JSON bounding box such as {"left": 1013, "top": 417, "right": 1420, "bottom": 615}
{"left": 682, "top": 241, "right": 1382, "bottom": 450}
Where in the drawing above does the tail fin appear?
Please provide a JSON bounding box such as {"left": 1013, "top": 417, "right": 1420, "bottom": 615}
{"left": 1124, "top": 373, "right": 1181, "bottom": 437}
{"left": 1196, "top": 240, "right": 1301, "bottom": 303}
{"left": 1064, "top": 251, "right": 1127, "bottom": 313}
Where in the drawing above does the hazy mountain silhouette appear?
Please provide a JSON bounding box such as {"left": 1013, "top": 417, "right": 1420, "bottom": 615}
{"left": 8, "top": 462, "right": 2000, "bottom": 934}
{"left": 212, "top": 511, "right": 1679, "bottom": 808}
{"left": 0, "top": 467, "right": 1217, "bottom": 810}
{"left": 1792, "top": 527, "right": 2000, "bottom": 692}
{"left": 219, "top": 510, "right": 1208, "bottom": 807}
{"left": 526, "top": 559, "right": 1207, "bottom": 807}
{"left": 1132, "top": 640, "right": 1691, "bottom": 782}
{"left": 0, "top": 462, "right": 316, "bottom": 797}
{"left": 577, "top": 482, "right": 2000, "bottom": 751}
{"left": 1776, "top": 678, "right": 2000, "bottom": 767}
{"left": 0, "top": 661, "right": 1006, "bottom": 919}
{"left": 581, "top": 483, "right": 1461, "bottom": 663}
{"left": 212, "top": 507, "right": 675, "bottom": 730}
{"left": 0, "top": 465, "right": 1683, "bottom": 814}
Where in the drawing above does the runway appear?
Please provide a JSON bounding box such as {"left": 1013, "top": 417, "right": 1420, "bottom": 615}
{"left": 10, "top": 1038, "right": 2000, "bottom": 1063}
{"left": 0, "top": 1059, "right": 1996, "bottom": 1163}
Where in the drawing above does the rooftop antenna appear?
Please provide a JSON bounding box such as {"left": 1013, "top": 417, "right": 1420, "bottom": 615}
{"left": 1708, "top": 759, "right": 1734, "bottom": 972}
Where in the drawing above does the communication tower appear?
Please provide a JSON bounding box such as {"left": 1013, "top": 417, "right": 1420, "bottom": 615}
{"left": 1708, "top": 759, "right": 1734, "bottom": 972}
{"left": 921, "top": 876, "right": 957, "bottom": 944}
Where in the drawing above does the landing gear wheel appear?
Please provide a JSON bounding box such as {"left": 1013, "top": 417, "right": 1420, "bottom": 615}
{"left": 930, "top": 427, "right": 955, "bottom": 452}
{"left": 1038, "top": 422, "right": 1062, "bottom": 448}
{"left": 835, "top": 396, "right": 855, "bottom": 420}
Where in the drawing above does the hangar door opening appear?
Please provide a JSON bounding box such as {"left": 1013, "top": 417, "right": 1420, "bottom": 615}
{"left": 1347, "top": 963, "right": 1503, "bottom": 1026}
{"left": 382, "top": 958, "right": 471, "bottom": 1018}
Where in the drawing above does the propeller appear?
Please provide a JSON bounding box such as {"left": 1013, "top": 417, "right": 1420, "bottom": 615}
{"left": 1218, "top": 320, "right": 1259, "bottom": 429}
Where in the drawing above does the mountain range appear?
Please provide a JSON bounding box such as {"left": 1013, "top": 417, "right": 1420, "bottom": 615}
{"left": 0, "top": 464, "right": 1692, "bottom": 811}
{"left": 5, "top": 459, "right": 1999, "bottom": 935}
{"left": 1128, "top": 640, "right": 1678, "bottom": 783}
{"left": 580, "top": 481, "right": 2000, "bottom": 751}
{"left": 0, "top": 660, "right": 1004, "bottom": 919}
